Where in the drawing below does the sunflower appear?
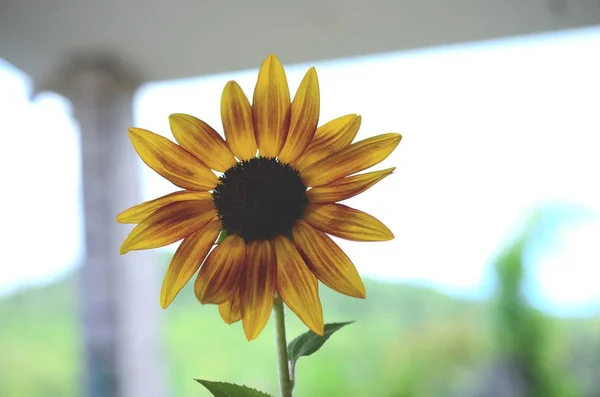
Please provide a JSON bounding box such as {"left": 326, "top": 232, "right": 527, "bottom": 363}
{"left": 117, "top": 54, "right": 401, "bottom": 341}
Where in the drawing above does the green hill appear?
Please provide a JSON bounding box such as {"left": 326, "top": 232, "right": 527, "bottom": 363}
{"left": 0, "top": 267, "right": 597, "bottom": 397}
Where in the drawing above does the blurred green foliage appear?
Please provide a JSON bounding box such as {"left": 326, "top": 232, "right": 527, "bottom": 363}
{"left": 0, "top": 249, "right": 597, "bottom": 396}
{"left": 491, "top": 216, "right": 580, "bottom": 397}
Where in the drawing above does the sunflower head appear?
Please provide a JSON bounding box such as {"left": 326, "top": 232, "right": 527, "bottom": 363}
{"left": 117, "top": 54, "right": 401, "bottom": 341}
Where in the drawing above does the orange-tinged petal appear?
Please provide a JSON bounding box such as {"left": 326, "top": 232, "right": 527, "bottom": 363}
{"left": 272, "top": 236, "right": 324, "bottom": 335}
{"left": 221, "top": 81, "right": 258, "bottom": 160}
{"left": 306, "top": 167, "right": 395, "bottom": 204}
{"left": 169, "top": 113, "right": 236, "bottom": 172}
{"left": 302, "top": 133, "right": 401, "bottom": 187}
{"left": 116, "top": 190, "right": 212, "bottom": 224}
{"left": 313, "top": 114, "right": 359, "bottom": 142}
{"left": 120, "top": 201, "right": 217, "bottom": 254}
{"left": 160, "top": 220, "right": 221, "bottom": 308}
{"left": 293, "top": 220, "right": 365, "bottom": 298}
{"left": 219, "top": 291, "right": 243, "bottom": 324}
{"left": 294, "top": 114, "right": 361, "bottom": 172}
{"left": 304, "top": 203, "right": 394, "bottom": 241}
{"left": 194, "top": 235, "right": 246, "bottom": 304}
{"left": 241, "top": 240, "right": 277, "bottom": 341}
{"left": 128, "top": 128, "right": 218, "bottom": 190}
{"left": 278, "top": 67, "right": 320, "bottom": 164}
{"left": 252, "top": 54, "right": 291, "bottom": 158}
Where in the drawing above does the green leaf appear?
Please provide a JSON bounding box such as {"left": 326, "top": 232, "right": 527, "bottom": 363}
{"left": 287, "top": 321, "right": 354, "bottom": 360}
{"left": 215, "top": 229, "right": 229, "bottom": 244}
{"left": 195, "top": 380, "right": 273, "bottom": 397}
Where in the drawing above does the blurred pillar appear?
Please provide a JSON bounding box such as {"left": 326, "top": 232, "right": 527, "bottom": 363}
{"left": 57, "top": 58, "right": 164, "bottom": 397}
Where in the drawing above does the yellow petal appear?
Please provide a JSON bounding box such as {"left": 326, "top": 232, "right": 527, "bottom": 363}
{"left": 293, "top": 114, "right": 361, "bottom": 172}
{"left": 120, "top": 201, "right": 217, "bottom": 254}
{"left": 116, "top": 190, "right": 212, "bottom": 224}
{"left": 272, "top": 235, "right": 324, "bottom": 335}
{"left": 128, "top": 128, "right": 218, "bottom": 190}
{"left": 293, "top": 220, "right": 365, "bottom": 298}
{"left": 160, "top": 220, "right": 221, "bottom": 308}
{"left": 302, "top": 133, "right": 401, "bottom": 187}
{"left": 221, "top": 81, "right": 258, "bottom": 160}
{"left": 304, "top": 203, "right": 394, "bottom": 241}
{"left": 306, "top": 167, "right": 395, "bottom": 204}
{"left": 241, "top": 240, "right": 277, "bottom": 341}
{"left": 194, "top": 235, "right": 246, "bottom": 304}
{"left": 278, "top": 67, "right": 320, "bottom": 164}
{"left": 219, "top": 291, "right": 243, "bottom": 324}
{"left": 252, "top": 54, "right": 291, "bottom": 158}
{"left": 169, "top": 113, "right": 236, "bottom": 172}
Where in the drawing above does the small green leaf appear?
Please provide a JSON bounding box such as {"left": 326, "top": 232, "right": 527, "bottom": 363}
{"left": 287, "top": 321, "right": 354, "bottom": 360}
{"left": 215, "top": 229, "right": 229, "bottom": 244}
{"left": 195, "top": 380, "right": 273, "bottom": 397}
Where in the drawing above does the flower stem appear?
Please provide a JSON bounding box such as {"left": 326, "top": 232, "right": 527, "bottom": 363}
{"left": 273, "top": 294, "right": 293, "bottom": 397}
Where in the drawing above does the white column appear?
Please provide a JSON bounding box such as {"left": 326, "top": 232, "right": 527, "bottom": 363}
{"left": 57, "top": 59, "right": 164, "bottom": 397}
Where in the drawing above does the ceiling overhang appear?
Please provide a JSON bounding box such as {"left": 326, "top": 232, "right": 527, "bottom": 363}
{"left": 1, "top": 0, "right": 599, "bottom": 90}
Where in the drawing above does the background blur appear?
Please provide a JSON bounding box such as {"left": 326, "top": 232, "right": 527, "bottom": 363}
{"left": 1, "top": 2, "right": 599, "bottom": 396}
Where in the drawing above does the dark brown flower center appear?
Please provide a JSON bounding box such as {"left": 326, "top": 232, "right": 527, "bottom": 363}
{"left": 212, "top": 157, "right": 308, "bottom": 242}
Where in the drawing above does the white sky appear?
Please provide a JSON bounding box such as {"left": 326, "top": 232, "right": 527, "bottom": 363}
{"left": 1, "top": 27, "right": 599, "bottom": 316}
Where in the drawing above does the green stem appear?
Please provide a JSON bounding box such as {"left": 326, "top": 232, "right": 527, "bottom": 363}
{"left": 273, "top": 294, "right": 293, "bottom": 397}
